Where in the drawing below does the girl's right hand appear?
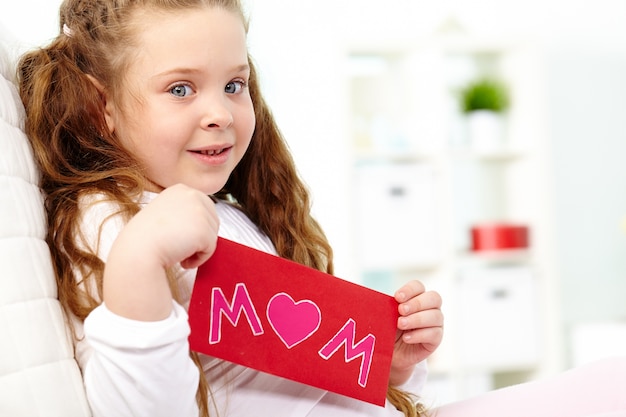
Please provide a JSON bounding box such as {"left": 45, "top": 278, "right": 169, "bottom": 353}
{"left": 103, "top": 184, "right": 219, "bottom": 321}
{"left": 135, "top": 184, "right": 220, "bottom": 270}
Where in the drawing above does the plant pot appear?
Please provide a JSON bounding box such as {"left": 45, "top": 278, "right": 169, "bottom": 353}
{"left": 466, "top": 110, "right": 506, "bottom": 152}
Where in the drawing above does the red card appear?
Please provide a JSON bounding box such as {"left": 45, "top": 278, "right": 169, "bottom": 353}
{"left": 188, "top": 237, "right": 398, "bottom": 406}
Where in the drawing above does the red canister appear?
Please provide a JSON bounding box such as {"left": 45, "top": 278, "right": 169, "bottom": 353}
{"left": 470, "top": 223, "right": 529, "bottom": 251}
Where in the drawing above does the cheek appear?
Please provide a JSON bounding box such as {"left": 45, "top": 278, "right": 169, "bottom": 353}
{"left": 114, "top": 120, "right": 167, "bottom": 175}
{"left": 111, "top": 101, "right": 149, "bottom": 155}
{"left": 113, "top": 123, "right": 139, "bottom": 157}
{"left": 246, "top": 112, "right": 256, "bottom": 141}
{"left": 239, "top": 103, "right": 256, "bottom": 145}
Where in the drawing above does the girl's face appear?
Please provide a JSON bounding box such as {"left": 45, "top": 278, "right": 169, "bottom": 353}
{"left": 104, "top": 7, "right": 254, "bottom": 194}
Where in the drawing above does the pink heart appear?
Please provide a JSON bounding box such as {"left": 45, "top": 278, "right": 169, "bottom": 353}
{"left": 267, "top": 293, "right": 321, "bottom": 349}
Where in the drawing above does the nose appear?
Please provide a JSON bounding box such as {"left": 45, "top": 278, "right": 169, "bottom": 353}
{"left": 201, "top": 95, "right": 234, "bottom": 130}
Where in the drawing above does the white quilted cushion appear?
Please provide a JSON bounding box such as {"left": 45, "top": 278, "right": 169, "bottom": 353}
{"left": 0, "top": 37, "right": 91, "bottom": 416}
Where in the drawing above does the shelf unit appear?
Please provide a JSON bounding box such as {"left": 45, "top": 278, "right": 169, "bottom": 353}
{"left": 343, "top": 32, "right": 556, "bottom": 406}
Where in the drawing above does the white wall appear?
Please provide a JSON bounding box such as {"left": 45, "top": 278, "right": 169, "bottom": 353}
{"left": 0, "top": 1, "right": 61, "bottom": 53}
{"left": 546, "top": 43, "right": 626, "bottom": 323}
{"left": 245, "top": 1, "right": 356, "bottom": 279}
{"left": 250, "top": 1, "right": 626, "bottom": 371}
{"left": 4, "top": 0, "right": 626, "bottom": 365}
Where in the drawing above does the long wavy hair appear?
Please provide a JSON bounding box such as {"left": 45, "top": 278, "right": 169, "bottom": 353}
{"left": 17, "top": 0, "right": 424, "bottom": 416}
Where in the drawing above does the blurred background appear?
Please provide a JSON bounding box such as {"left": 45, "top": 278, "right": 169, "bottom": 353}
{"left": 3, "top": 0, "right": 626, "bottom": 408}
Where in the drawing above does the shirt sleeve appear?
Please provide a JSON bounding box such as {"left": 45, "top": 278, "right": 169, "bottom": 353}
{"left": 75, "top": 195, "right": 199, "bottom": 417}
{"left": 83, "top": 301, "right": 199, "bottom": 417}
{"left": 396, "top": 359, "right": 428, "bottom": 397}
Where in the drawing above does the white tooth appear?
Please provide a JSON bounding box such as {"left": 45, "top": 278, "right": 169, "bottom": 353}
{"left": 199, "top": 149, "right": 222, "bottom": 156}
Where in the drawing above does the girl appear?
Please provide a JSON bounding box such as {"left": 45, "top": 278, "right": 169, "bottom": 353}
{"left": 17, "top": 1, "right": 443, "bottom": 416}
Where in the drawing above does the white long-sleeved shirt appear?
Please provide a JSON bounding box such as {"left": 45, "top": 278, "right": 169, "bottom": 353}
{"left": 74, "top": 193, "right": 428, "bottom": 417}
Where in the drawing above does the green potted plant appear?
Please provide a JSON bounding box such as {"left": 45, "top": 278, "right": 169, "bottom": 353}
{"left": 461, "top": 78, "right": 509, "bottom": 113}
{"left": 459, "top": 78, "right": 510, "bottom": 151}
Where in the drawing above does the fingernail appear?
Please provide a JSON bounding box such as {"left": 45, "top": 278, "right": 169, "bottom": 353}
{"left": 402, "top": 304, "right": 411, "bottom": 315}
{"left": 399, "top": 317, "right": 408, "bottom": 329}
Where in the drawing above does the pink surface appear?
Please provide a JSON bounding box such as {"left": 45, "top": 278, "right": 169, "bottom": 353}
{"left": 434, "top": 357, "right": 626, "bottom": 417}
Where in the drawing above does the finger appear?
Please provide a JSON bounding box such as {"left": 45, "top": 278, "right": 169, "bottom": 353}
{"left": 399, "top": 326, "right": 444, "bottom": 348}
{"left": 179, "top": 227, "right": 218, "bottom": 269}
{"left": 394, "top": 280, "right": 426, "bottom": 303}
{"left": 181, "top": 199, "right": 219, "bottom": 269}
{"left": 180, "top": 248, "right": 214, "bottom": 269}
{"left": 397, "top": 308, "right": 443, "bottom": 332}
{"left": 398, "top": 290, "right": 442, "bottom": 316}
{"left": 199, "top": 194, "right": 220, "bottom": 232}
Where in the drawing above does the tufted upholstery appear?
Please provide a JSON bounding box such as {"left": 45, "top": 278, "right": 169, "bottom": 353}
{"left": 0, "top": 34, "right": 91, "bottom": 416}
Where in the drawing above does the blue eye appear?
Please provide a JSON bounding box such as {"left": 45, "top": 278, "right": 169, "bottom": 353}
{"left": 170, "top": 84, "right": 193, "bottom": 97}
{"left": 225, "top": 80, "right": 247, "bottom": 94}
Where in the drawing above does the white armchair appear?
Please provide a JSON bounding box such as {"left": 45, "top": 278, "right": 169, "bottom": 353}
{"left": 0, "top": 32, "right": 91, "bottom": 417}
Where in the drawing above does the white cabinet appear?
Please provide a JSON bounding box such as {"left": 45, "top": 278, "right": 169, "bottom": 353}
{"left": 344, "top": 33, "right": 556, "bottom": 405}
{"left": 354, "top": 161, "right": 441, "bottom": 270}
{"left": 456, "top": 265, "right": 540, "bottom": 370}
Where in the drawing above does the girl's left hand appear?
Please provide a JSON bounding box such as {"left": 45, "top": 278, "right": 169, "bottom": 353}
{"left": 389, "top": 280, "right": 443, "bottom": 386}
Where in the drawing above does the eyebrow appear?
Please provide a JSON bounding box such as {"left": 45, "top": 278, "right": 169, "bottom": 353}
{"left": 154, "top": 64, "right": 250, "bottom": 78}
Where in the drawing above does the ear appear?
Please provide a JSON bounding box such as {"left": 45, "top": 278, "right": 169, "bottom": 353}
{"left": 86, "top": 74, "right": 116, "bottom": 134}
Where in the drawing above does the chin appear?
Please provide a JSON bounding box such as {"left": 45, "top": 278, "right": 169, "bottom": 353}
{"left": 174, "top": 175, "right": 228, "bottom": 196}
{"left": 200, "top": 182, "right": 228, "bottom": 196}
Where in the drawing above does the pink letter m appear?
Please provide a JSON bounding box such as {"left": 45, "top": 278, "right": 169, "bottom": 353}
{"left": 318, "top": 318, "right": 376, "bottom": 387}
{"left": 209, "top": 283, "right": 264, "bottom": 344}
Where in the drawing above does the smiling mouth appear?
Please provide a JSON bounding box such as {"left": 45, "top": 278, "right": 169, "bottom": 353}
{"left": 194, "top": 148, "right": 228, "bottom": 156}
